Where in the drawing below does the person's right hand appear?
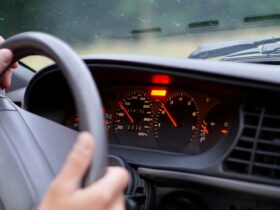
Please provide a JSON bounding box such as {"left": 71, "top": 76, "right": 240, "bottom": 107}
{"left": 0, "top": 36, "right": 18, "bottom": 89}
{"left": 38, "top": 132, "right": 130, "bottom": 210}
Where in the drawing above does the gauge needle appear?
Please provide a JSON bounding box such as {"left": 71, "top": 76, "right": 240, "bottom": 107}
{"left": 118, "top": 102, "right": 135, "bottom": 123}
{"left": 161, "top": 103, "right": 178, "bottom": 127}
{"left": 201, "top": 123, "right": 209, "bottom": 135}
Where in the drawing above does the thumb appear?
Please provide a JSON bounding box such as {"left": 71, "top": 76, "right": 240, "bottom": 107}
{"left": 53, "top": 132, "right": 94, "bottom": 192}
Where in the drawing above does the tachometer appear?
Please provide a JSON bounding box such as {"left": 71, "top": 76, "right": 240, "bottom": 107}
{"left": 114, "top": 91, "right": 153, "bottom": 145}
{"left": 154, "top": 92, "right": 199, "bottom": 152}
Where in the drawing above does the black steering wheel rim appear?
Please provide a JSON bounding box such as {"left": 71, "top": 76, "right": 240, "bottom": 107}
{"left": 0, "top": 32, "right": 107, "bottom": 183}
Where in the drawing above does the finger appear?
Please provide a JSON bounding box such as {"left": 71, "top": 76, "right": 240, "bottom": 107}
{"left": 0, "top": 49, "right": 12, "bottom": 71}
{"left": 53, "top": 132, "right": 94, "bottom": 191}
{"left": 108, "top": 194, "right": 126, "bottom": 210}
{"left": 0, "top": 36, "right": 18, "bottom": 69}
{"left": 0, "top": 36, "right": 4, "bottom": 43}
{"left": 11, "top": 62, "right": 18, "bottom": 69}
{"left": 96, "top": 167, "right": 130, "bottom": 188}
{"left": 0, "top": 49, "right": 13, "bottom": 89}
{"left": 0, "top": 68, "right": 12, "bottom": 89}
{"left": 78, "top": 167, "right": 129, "bottom": 206}
{"left": 92, "top": 167, "right": 130, "bottom": 194}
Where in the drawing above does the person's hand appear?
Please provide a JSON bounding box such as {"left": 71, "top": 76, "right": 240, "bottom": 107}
{"left": 38, "top": 132, "right": 130, "bottom": 210}
{"left": 0, "top": 36, "right": 18, "bottom": 89}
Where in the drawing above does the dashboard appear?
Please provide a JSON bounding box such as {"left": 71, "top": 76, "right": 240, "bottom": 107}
{"left": 64, "top": 86, "right": 236, "bottom": 155}
{"left": 20, "top": 55, "right": 280, "bottom": 209}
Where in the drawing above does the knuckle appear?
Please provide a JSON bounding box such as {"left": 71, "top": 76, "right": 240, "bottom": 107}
{"left": 113, "top": 168, "right": 130, "bottom": 185}
{"left": 97, "top": 190, "right": 114, "bottom": 206}
{"left": 119, "top": 168, "right": 130, "bottom": 180}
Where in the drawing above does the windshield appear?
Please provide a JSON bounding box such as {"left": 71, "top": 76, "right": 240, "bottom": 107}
{"left": 1, "top": 0, "right": 280, "bottom": 69}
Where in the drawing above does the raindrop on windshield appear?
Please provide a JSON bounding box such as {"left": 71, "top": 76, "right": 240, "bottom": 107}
{"left": 173, "top": 21, "right": 181, "bottom": 27}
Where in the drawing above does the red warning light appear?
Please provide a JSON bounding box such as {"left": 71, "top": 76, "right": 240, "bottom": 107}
{"left": 221, "top": 129, "right": 228, "bottom": 134}
{"left": 151, "top": 90, "right": 167, "bottom": 97}
{"left": 152, "top": 75, "right": 171, "bottom": 85}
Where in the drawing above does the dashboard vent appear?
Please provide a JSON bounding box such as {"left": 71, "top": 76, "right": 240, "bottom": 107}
{"left": 224, "top": 101, "right": 280, "bottom": 180}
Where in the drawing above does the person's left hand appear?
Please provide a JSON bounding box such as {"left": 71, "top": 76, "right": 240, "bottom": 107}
{"left": 0, "top": 36, "right": 18, "bottom": 89}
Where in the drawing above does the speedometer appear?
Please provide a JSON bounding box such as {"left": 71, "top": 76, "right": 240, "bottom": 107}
{"left": 113, "top": 91, "right": 153, "bottom": 145}
{"left": 154, "top": 92, "right": 200, "bottom": 152}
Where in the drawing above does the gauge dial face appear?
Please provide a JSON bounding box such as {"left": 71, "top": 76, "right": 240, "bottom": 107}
{"left": 154, "top": 92, "right": 199, "bottom": 152}
{"left": 114, "top": 91, "right": 153, "bottom": 145}
{"left": 199, "top": 103, "right": 231, "bottom": 152}
{"left": 63, "top": 112, "right": 114, "bottom": 131}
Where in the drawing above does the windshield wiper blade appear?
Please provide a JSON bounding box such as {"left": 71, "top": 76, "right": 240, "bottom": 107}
{"left": 222, "top": 43, "right": 280, "bottom": 61}
{"left": 189, "top": 37, "right": 280, "bottom": 59}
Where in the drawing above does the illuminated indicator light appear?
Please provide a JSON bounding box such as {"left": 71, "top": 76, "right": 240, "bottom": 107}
{"left": 144, "top": 118, "right": 151, "bottom": 122}
{"left": 152, "top": 75, "right": 171, "bottom": 85}
{"left": 151, "top": 90, "right": 167, "bottom": 97}
{"left": 221, "top": 129, "right": 228, "bottom": 134}
{"left": 210, "top": 122, "right": 216, "bottom": 126}
{"left": 74, "top": 116, "right": 80, "bottom": 121}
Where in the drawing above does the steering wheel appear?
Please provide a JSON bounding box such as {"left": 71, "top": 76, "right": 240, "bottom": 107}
{"left": 0, "top": 32, "right": 107, "bottom": 209}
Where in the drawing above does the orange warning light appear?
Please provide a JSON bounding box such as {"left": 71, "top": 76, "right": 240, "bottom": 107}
{"left": 151, "top": 90, "right": 167, "bottom": 97}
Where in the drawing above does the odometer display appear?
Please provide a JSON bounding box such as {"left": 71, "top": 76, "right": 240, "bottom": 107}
{"left": 154, "top": 92, "right": 199, "bottom": 152}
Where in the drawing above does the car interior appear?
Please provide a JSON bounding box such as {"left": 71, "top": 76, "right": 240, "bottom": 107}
{"left": 1, "top": 1, "right": 280, "bottom": 210}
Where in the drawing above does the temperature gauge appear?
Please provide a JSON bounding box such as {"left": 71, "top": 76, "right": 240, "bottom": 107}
{"left": 199, "top": 103, "right": 231, "bottom": 152}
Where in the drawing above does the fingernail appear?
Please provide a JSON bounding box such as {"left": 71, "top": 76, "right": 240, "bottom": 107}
{"left": 0, "top": 49, "right": 12, "bottom": 64}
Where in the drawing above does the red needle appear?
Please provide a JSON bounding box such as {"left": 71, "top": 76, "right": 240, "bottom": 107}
{"left": 118, "top": 102, "right": 135, "bottom": 123}
{"left": 201, "top": 124, "right": 209, "bottom": 135}
{"left": 161, "top": 103, "right": 178, "bottom": 127}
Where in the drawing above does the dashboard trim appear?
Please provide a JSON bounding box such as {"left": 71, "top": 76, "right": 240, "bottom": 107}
{"left": 86, "top": 55, "right": 280, "bottom": 87}
{"left": 138, "top": 167, "right": 280, "bottom": 201}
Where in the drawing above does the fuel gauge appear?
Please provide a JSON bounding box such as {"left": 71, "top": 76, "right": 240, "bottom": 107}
{"left": 199, "top": 103, "right": 231, "bottom": 152}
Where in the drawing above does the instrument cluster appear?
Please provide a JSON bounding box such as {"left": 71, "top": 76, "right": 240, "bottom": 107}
{"left": 64, "top": 86, "right": 236, "bottom": 154}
